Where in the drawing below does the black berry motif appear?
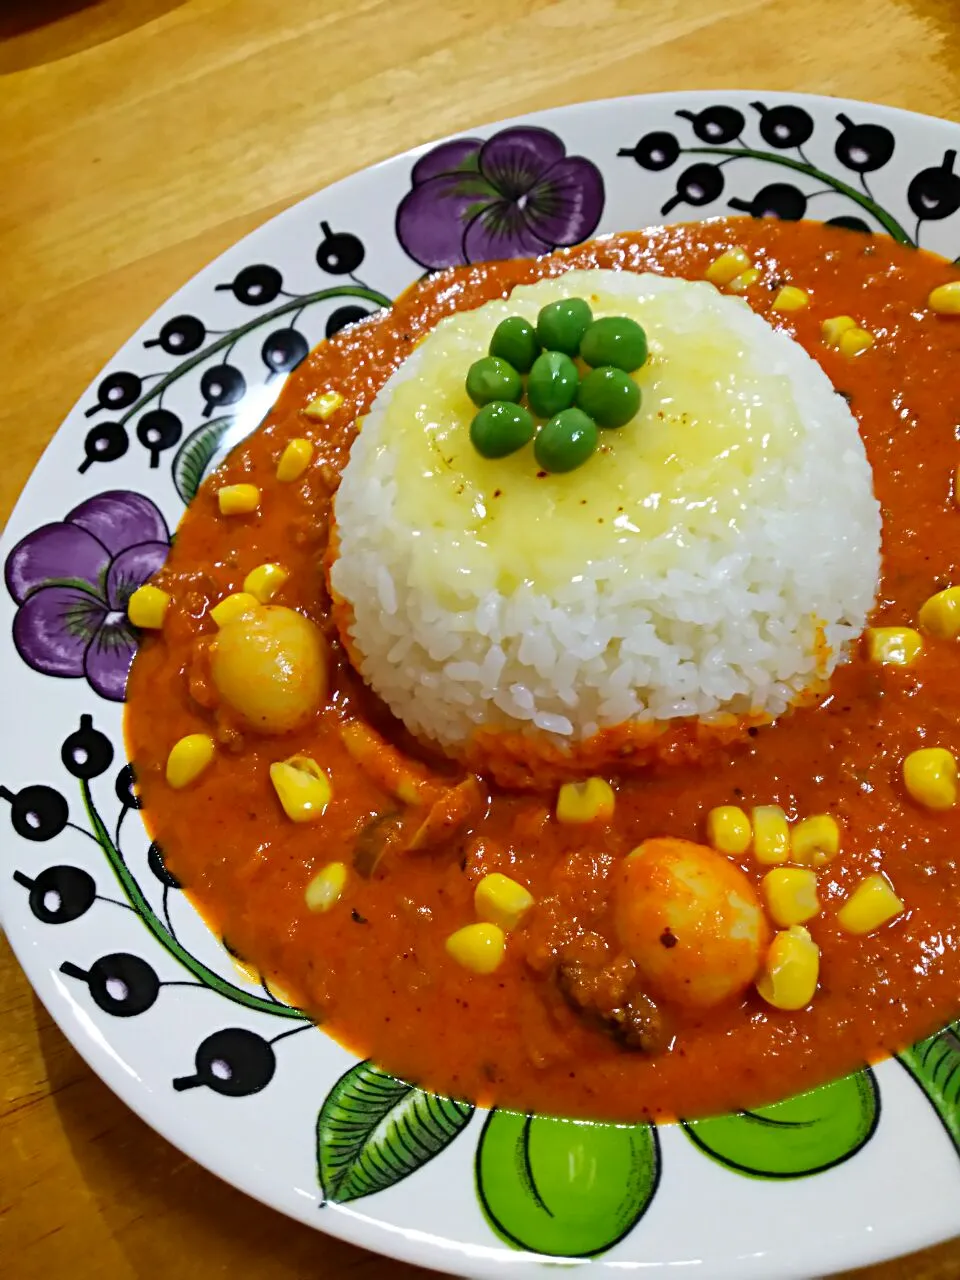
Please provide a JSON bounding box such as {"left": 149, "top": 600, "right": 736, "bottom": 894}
{"left": 144, "top": 314, "right": 207, "bottom": 356}
{"left": 619, "top": 102, "right": 932, "bottom": 249}
{"left": 61, "top": 715, "right": 114, "bottom": 781}
{"left": 261, "top": 328, "right": 309, "bottom": 376}
{"left": 751, "top": 103, "right": 814, "bottom": 150}
{"left": 173, "top": 1027, "right": 277, "bottom": 1095}
{"left": 85, "top": 371, "right": 142, "bottom": 418}
{"left": 729, "top": 183, "right": 808, "bottom": 220}
{"left": 200, "top": 364, "right": 247, "bottom": 418}
{"left": 834, "top": 114, "right": 895, "bottom": 173}
{"left": 1, "top": 783, "right": 69, "bottom": 841}
{"left": 826, "top": 215, "right": 872, "bottom": 233}
{"left": 908, "top": 150, "right": 960, "bottom": 222}
{"left": 136, "top": 409, "right": 183, "bottom": 468}
{"left": 61, "top": 952, "right": 161, "bottom": 1017}
{"left": 217, "top": 264, "right": 284, "bottom": 307}
{"left": 316, "top": 222, "right": 365, "bottom": 275}
{"left": 115, "top": 763, "right": 142, "bottom": 810}
{"left": 148, "top": 841, "right": 182, "bottom": 890}
{"left": 661, "top": 162, "right": 725, "bottom": 215}
{"left": 326, "top": 305, "right": 370, "bottom": 338}
{"left": 79, "top": 422, "right": 129, "bottom": 474}
{"left": 14, "top": 865, "right": 96, "bottom": 924}
{"left": 617, "top": 132, "right": 681, "bottom": 171}
{"left": 675, "top": 106, "right": 744, "bottom": 144}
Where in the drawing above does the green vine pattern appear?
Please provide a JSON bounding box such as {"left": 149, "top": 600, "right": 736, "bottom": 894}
{"left": 120, "top": 285, "right": 392, "bottom": 430}
{"left": 685, "top": 146, "right": 913, "bottom": 243}
{"left": 80, "top": 775, "right": 309, "bottom": 1021}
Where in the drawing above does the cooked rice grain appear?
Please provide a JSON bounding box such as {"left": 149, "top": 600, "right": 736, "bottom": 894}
{"left": 330, "top": 271, "right": 881, "bottom": 756}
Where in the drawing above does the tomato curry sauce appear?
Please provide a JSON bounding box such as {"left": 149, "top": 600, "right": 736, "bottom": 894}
{"left": 126, "top": 220, "right": 960, "bottom": 1122}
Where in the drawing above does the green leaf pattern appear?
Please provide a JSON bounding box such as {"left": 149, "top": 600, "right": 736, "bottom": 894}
{"left": 317, "top": 1060, "right": 473, "bottom": 1204}
{"left": 172, "top": 416, "right": 236, "bottom": 505}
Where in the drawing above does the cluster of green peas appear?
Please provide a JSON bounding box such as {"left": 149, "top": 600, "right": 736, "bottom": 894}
{"left": 465, "top": 298, "right": 648, "bottom": 474}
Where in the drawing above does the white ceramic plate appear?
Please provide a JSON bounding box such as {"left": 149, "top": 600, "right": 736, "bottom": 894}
{"left": 3, "top": 92, "right": 960, "bottom": 1280}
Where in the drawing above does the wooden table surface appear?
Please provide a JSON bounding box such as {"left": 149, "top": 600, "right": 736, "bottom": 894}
{"left": 2, "top": 1, "right": 960, "bottom": 1276}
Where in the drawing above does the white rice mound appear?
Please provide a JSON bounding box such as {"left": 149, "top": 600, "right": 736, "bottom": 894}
{"left": 330, "top": 269, "right": 882, "bottom": 756}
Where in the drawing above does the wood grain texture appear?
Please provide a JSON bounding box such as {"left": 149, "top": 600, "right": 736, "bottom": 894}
{"left": 1, "top": 0, "right": 959, "bottom": 1275}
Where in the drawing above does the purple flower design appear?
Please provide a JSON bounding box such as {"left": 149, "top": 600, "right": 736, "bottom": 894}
{"left": 396, "top": 126, "right": 605, "bottom": 270}
{"left": 5, "top": 491, "right": 170, "bottom": 701}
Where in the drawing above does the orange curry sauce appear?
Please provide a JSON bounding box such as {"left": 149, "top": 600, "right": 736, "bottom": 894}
{"left": 126, "top": 220, "right": 960, "bottom": 1122}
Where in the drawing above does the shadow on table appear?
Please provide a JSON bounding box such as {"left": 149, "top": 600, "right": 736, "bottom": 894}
{"left": 0, "top": 0, "right": 185, "bottom": 73}
{"left": 36, "top": 1001, "right": 437, "bottom": 1280}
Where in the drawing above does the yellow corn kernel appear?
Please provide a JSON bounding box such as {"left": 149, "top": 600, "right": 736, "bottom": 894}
{"left": 270, "top": 755, "right": 332, "bottom": 823}
{"left": 305, "top": 861, "right": 347, "bottom": 912}
{"left": 772, "top": 286, "right": 809, "bottom": 312}
{"left": 445, "top": 922, "right": 505, "bottom": 974}
{"left": 127, "top": 584, "right": 170, "bottom": 629}
{"left": 303, "top": 390, "right": 344, "bottom": 420}
{"left": 836, "top": 873, "right": 904, "bottom": 935}
{"left": 821, "top": 315, "right": 857, "bottom": 347}
{"left": 838, "top": 327, "right": 875, "bottom": 358}
{"left": 556, "top": 776, "right": 615, "bottom": 825}
{"left": 474, "top": 873, "right": 534, "bottom": 932}
{"left": 217, "top": 483, "right": 260, "bottom": 515}
{"left": 243, "top": 562, "right": 288, "bottom": 604}
{"left": 903, "top": 747, "right": 958, "bottom": 811}
{"left": 705, "top": 247, "right": 751, "bottom": 286}
{"left": 728, "top": 267, "right": 761, "bottom": 294}
{"left": 918, "top": 586, "right": 960, "bottom": 640}
{"left": 705, "top": 805, "right": 752, "bottom": 856}
{"left": 276, "top": 438, "right": 314, "bottom": 483}
{"left": 790, "top": 814, "right": 841, "bottom": 867}
{"left": 865, "top": 626, "right": 923, "bottom": 667}
{"left": 751, "top": 804, "right": 790, "bottom": 865}
{"left": 210, "top": 592, "right": 261, "bottom": 628}
{"left": 762, "top": 867, "right": 820, "bottom": 927}
{"left": 928, "top": 281, "right": 960, "bottom": 315}
{"left": 756, "top": 925, "right": 819, "bottom": 1011}
{"left": 166, "top": 733, "right": 215, "bottom": 789}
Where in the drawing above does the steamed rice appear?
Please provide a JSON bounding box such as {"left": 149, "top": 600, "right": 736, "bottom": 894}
{"left": 329, "top": 269, "right": 881, "bottom": 757}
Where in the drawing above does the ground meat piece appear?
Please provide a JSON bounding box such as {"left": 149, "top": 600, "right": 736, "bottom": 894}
{"left": 605, "top": 992, "right": 671, "bottom": 1054}
{"left": 557, "top": 953, "right": 670, "bottom": 1054}
{"left": 557, "top": 953, "right": 632, "bottom": 1011}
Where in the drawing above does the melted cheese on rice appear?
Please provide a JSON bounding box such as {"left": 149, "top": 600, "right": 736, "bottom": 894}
{"left": 384, "top": 271, "right": 803, "bottom": 593}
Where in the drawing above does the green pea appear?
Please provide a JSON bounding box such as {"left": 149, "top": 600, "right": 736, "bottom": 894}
{"left": 576, "top": 366, "right": 641, "bottom": 428}
{"left": 580, "top": 316, "right": 648, "bottom": 372}
{"left": 489, "top": 317, "right": 540, "bottom": 373}
{"left": 527, "top": 350, "right": 580, "bottom": 418}
{"left": 534, "top": 408, "right": 598, "bottom": 473}
{"left": 465, "top": 356, "right": 522, "bottom": 408}
{"left": 535, "top": 297, "right": 594, "bottom": 356}
{"left": 470, "top": 401, "right": 535, "bottom": 459}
